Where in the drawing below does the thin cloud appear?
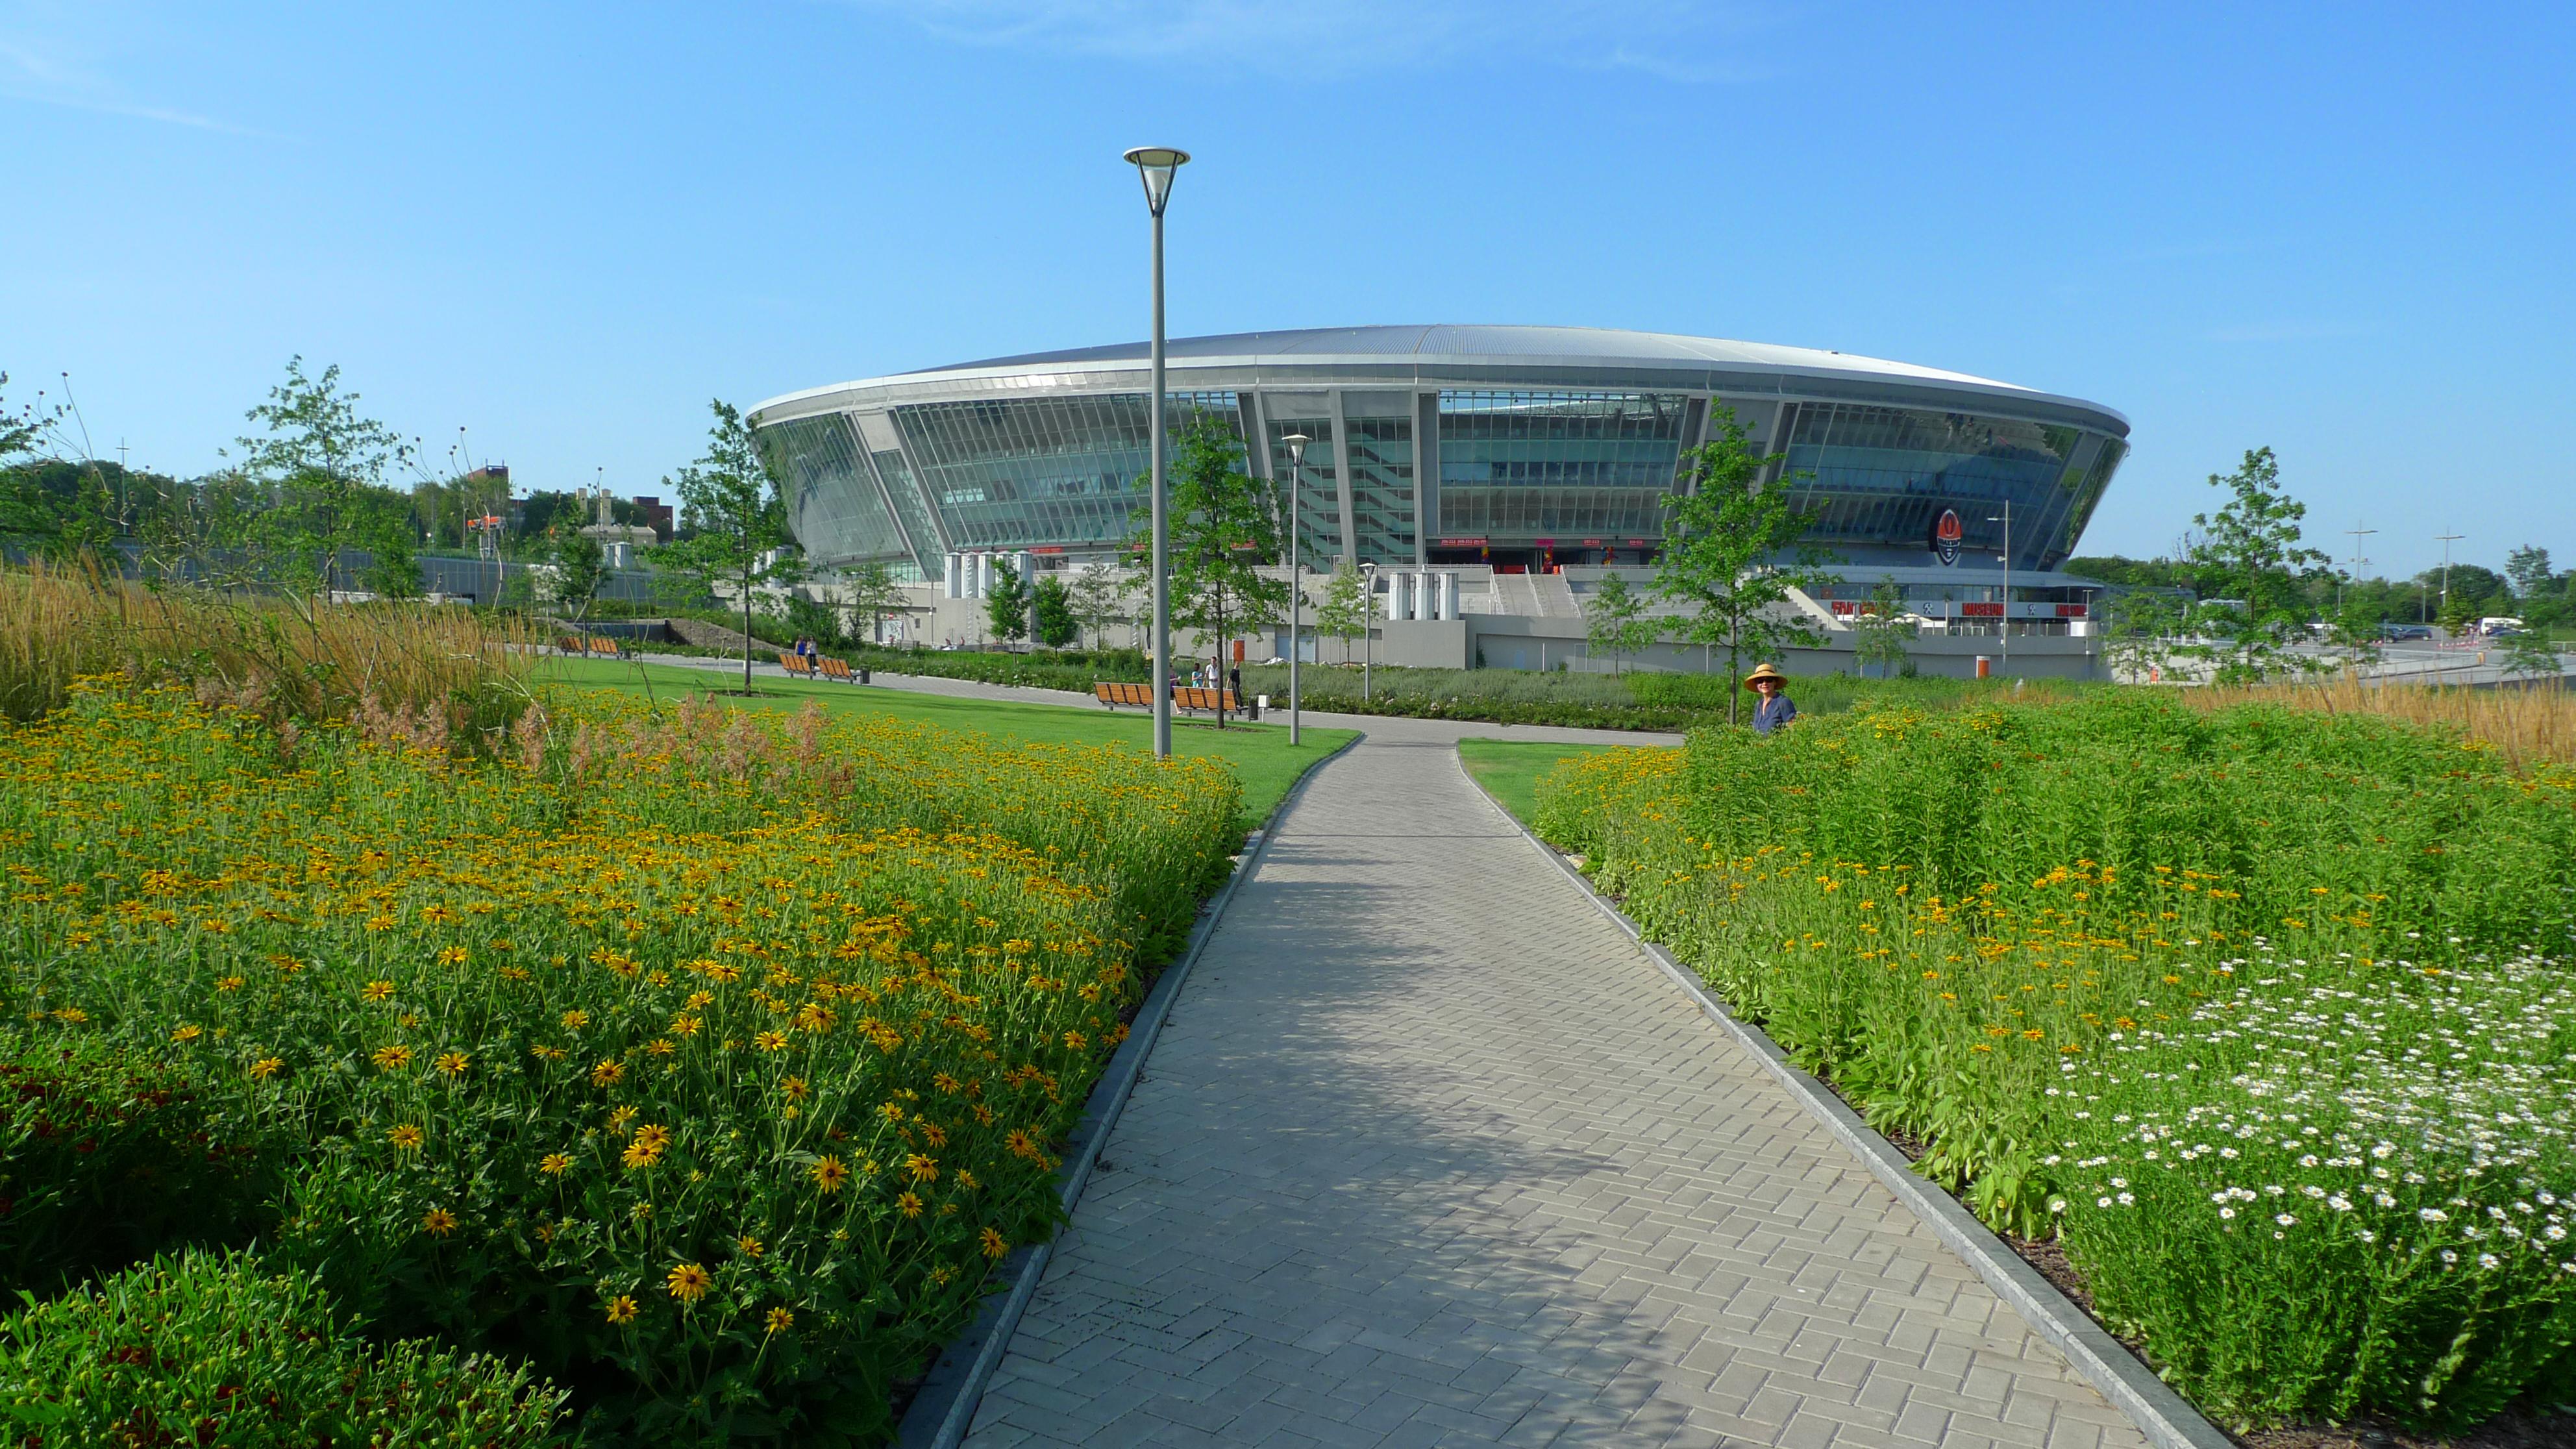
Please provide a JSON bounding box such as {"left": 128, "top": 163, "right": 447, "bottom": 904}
{"left": 0, "top": 24, "right": 280, "bottom": 138}
{"left": 837, "top": 0, "right": 1777, "bottom": 79}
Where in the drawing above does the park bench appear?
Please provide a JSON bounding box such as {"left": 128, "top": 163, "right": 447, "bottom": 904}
{"left": 818, "top": 657, "right": 865, "bottom": 683}
{"left": 778, "top": 652, "right": 816, "bottom": 678}
{"left": 1173, "top": 686, "right": 1240, "bottom": 715}
{"left": 1094, "top": 681, "right": 1152, "bottom": 709}
{"left": 586, "top": 636, "right": 623, "bottom": 660}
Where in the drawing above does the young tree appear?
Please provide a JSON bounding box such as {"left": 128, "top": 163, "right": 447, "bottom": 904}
{"left": 842, "top": 561, "right": 906, "bottom": 647}
{"left": 2499, "top": 627, "right": 2566, "bottom": 681}
{"left": 1653, "top": 404, "right": 1837, "bottom": 725}
{"left": 1584, "top": 569, "right": 1655, "bottom": 675}
{"left": 1850, "top": 575, "right": 1917, "bottom": 679}
{"left": 232, "top": 358, "right": 415, "bottom": 597}
{"left": 2506, "top": 546, "right": 2555, "bottom": 604}
{"left": 1315, "top": 562, "right": 1368, "bottom": 665}
{"left": 1131, "top": 417, "right": 1289, "bottom": 726}
{"left": 1065, "top": 565, "right": 1128, "bottom": 650}
{"left": 361, "top": 513, "right": 425, "bottom": 601}
{"left": 654, "top": 400, "right": 804, "bottom": 693}
{"left": 2183, "top": 447, "right": 2334, "bottom": 682}
{"left": 984, "top": 564, "right": 1031, "bottom": 647}
{"left": 2099, "top": 589, "right": 2185, "bottom": 684}
{"left": 1031, "top": 573, "right": 1079, "bottom": 648}
{"left": 543, "top": 526, "right": 607, "bottom": 621}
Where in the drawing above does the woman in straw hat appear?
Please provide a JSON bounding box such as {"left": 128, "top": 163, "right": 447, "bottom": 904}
{"left": 1744, "top": 663, "right": 1798, "bottom": 736}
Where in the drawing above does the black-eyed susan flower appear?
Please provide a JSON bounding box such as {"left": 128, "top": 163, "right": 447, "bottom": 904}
{"left": 810, "top": 1156, "right": 851, "bottom": 1194}
{"left": 665, "top": 1262, "right": 711, "bottom": 1304}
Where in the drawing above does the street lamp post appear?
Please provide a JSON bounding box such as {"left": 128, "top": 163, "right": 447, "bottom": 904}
{"left": 1359, "top": 562, "right": 1378, "bottom": 702}
{"left": 2340, "top": 522, "right": 2377, "bottom": 622}
{"left": 1122, "top": 145, "right": 1191, "bottom": 760}
{"left": 2434, "top": 531, "right": 2464, "bottom": 635}
{"left": 1283, "top": 433, "right": 1310, "bottom": 746}
{"left": 1986, "top": 499, "right": 2012, "bottom": 675}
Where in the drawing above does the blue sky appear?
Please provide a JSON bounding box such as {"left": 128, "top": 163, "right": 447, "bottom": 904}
{"left": 5, "top": 1, "right": 2570, "bottom": 578}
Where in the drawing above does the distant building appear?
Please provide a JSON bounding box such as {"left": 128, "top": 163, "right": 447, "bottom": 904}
{"left": 629, "top": 494, "right": 675, "bottom": 539}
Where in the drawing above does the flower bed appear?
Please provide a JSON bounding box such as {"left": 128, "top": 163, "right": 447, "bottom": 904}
{"left": 0, "top": 683, "right": 1241, "bottom": 1443}
{"left": 1532, "top": 694, "right": 2576, "bottom": 1433}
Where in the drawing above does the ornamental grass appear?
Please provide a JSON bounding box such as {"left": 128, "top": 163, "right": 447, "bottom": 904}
{"left": 0, "top": 678, "right": 1239, "bottom": 1443}
{"left": 1534, "top": 693, "right": 2576, "bottom": 1433}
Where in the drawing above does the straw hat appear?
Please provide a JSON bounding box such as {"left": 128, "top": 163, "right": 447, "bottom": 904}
{"left": 1741, "top": 663, "right": 1789, "bottom": 689}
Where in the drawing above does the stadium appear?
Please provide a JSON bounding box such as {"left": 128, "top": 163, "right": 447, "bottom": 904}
{"left": 749, "top": 325, "right": 2131, "bottom": 671}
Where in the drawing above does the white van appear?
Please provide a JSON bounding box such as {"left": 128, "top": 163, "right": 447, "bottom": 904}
{"left": 2477, "top": 617, "right": 2526, "bottom": 638}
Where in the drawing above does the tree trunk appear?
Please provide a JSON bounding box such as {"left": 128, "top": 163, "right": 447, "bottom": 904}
{"left": 741, "top": 568, "right": 754, "bottom": 695}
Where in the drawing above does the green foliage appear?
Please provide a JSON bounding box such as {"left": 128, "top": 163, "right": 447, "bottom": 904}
{"left": 660, "top": 401, "right": 804, "bottom": 693}
{"left": 1032, "top": 573, "right": 1078, "bottom": 648}
{"left": 2507, "top": 547, "right": 2556, "bottom": 603}
{"left": 841, "top": 562, "right": 906, "bottom": 647}
{"left": 1234, "top": 663, "right": 2059, "bottom": 731}
{"left": 1583, "top": 570, "right": 1655, "bottom": 673}
{"left": 225, "top": 358, "right": 421, "bottom": 597}
{"left": 2184, "top": 447, "right": 2336, "bottom": 682}
{"left": 984, "top": 564, "right": 1031, "bottom": 646}
{"left": 1135, "top": 419, "right": 1289, "bottom": 689}
{"left": 1314, "top": 564, "right": 1367, "bottom": 664}
{"left": 1534, "top": 697, "right": 2576, "bottom": 1432}
{"left": 0, "top": 1030, "right": 280, "bottom": 1298}
{"left": 1654, "top": 404, "right": 1837, "bottom": 723}
{"left": 0, "top": 1248, "right": 574, "bottom": 1446}
{"left": 1064, "top": 567, "right": 1130, "bottom": 651}
{"left": 546, "top": 527, "right": 609, "bottom": 620}
{"left": 850, "top": 644, "right": 1150, "bottom": 692}
{"left": 1849, "top": 576, "right": 1916, "bottom": 679}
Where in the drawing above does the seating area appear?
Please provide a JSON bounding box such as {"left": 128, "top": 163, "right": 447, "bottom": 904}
{"left": 1093, "top": 682, "right": 1245, "bottom": 716}
{"left": 559, "top": 634, "right": 626, "bottom": 660}
{"left": 780, "top": 652, "right": 868, "bottom": 684}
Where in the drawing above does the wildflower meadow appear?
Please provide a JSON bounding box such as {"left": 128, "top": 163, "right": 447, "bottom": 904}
{"left": 0, "top": 675, "right": 1240, "bottom": 1444}
{"left": 1533, "top": 693, "right": 2576, "bottom": 1433}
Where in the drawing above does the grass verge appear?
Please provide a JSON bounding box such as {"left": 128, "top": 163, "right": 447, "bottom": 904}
{"left": 1455, "top": 739, "right": 1628, "bottom": 825}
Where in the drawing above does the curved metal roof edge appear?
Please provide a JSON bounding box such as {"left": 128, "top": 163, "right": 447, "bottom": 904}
{"left": 749, "top": 326, "right": 2129, "bottom": 434}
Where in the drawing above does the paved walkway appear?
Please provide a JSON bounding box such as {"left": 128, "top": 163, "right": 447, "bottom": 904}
{"left": 962, "top": 737, "right": 2152, "bottom": 1449}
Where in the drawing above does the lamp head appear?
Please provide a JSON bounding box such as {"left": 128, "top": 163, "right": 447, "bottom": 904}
{"left": 1121, "top": 146, "right": 1190, "bottom": 216}
{"left": 1283, "top": 432, "right": 1310, "bottom": 465}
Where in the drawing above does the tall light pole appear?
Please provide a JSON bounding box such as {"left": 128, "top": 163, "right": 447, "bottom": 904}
{"left": 1986, "top": 499, "right": 2012, "bottom": 674}
{"left": 1359, "top": 561, "right": 1378, "bottom": 702}
{"left": 2434, "top": 530, "right": 2464, "bottom": 634}
{"left": 1283, "top": 433, "right": 1309, "bottom": 746}
{"left": 2340, "top": 522, "right": 2376, "bottom": 621}
{"left": 1122, "top": 146, "right": 1190, "bottom": 759}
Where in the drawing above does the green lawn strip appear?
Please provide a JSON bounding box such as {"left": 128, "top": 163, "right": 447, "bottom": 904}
{"left": 1455, "top": 739, "right": 1628, "bottom": 825}
{"left": 536, "top": 655, "right": 1355, "bottom": 828}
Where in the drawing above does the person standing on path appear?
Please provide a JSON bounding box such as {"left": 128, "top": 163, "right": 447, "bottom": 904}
{"left": 1746, "top": 662, "right": 1798, "bottom": 735}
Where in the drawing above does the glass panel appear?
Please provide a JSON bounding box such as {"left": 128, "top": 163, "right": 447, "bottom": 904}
{"left": 889, "top": 392, "right": 1240, "bottom": 552}
{"left": 1265, "top": 417, "right": 1341, "bottom": 560}
{"left": 1344, "top": 415, "right": 1415, "bottom": 563}
{"left": 1432, "top": 390, "right": 1687, "bottom": 544}
{"left": 754, "top": 414, "right": 910, "bottom": 571}
{"left": 1776, "top": 402, "right": 2100, "bottom": 571}
{"left": 866, "top": 447, "right": 941, "bottom": 576}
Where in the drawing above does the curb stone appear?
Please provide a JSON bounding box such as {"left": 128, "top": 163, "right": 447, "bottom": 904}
{"left": 1452, "top": 747, "right": 2238, "bottom": 1449}
{"left": 897, "top": 732, "right": 1363, "bottom": 1448}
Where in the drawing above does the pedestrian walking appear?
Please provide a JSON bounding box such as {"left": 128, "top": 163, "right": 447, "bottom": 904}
{"left": 1745, "top": 663, "right": 1798, "bottom": 736}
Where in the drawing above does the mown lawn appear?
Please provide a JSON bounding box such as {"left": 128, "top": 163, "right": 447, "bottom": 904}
{"left": 537, "top": 655, "right": 1355, "bottom": 828}
{"left": 1455, "top": 739, "right": 1635, "bottom": 825}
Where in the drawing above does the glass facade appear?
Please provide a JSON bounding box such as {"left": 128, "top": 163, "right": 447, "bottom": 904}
{"left": 1776, "top": 402, "right": 2095, "bottom": 573}
{"left": 756, "top": 380, "right": 2121, "bottom": 575}
{"left": 1344, "top": 415, "right": 1415, "bottom": 562}
{"left": 756, "top": 414, "right": 911, "bottom": 572}
{"left": 1265, "top": 417, "right": 1341, "bottom": 561}
{"left": 1435, "top": 391, "right": 1687, "bottom": 545}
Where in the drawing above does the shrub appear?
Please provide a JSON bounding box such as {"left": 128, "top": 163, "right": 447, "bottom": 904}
{"left": 1534, "top": 694, "right": 2576, "bottom": 1431}
{"left": 0, "top": 684, "right": 1241, "bottom": 1441}
{"left": 0, "top": 1248, "right": 573, "bottom": 1446}
{"left": 850, "top": 644, "right": 1150, "bottom": 695}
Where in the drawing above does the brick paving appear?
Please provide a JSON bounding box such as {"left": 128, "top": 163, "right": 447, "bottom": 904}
{"left": 965, "top": 730, "right": 2151, "bottom": 1448}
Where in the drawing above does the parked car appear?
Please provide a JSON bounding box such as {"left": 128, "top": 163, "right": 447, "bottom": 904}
{"left": 2381, "top": 623, "right": 2436, "bottom": 641}
{"left": 2477, "top": 616, "right": 2527, "bottom": 638}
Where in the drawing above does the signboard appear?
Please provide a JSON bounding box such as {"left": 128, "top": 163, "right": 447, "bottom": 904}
{"left": 1533, "top": 538, "right": 1555, "bottom": 547}
{"left": 1931, "top": 508, "right": 1964, "bottom": 566}
{"left": 1436, "top": 536, "right": 1487, "bottom": 547}
{"left": 1957, "top": 601, "right": 2003, "bottom": 617}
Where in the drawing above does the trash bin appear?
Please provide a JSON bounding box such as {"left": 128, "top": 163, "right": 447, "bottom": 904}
{"left": 859, "top": 667, "right": 871, "bottom": 685}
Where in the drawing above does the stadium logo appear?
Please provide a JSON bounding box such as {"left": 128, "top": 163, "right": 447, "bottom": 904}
{"left": 1931, "top": 508, "right": 1964, "bottom": 565}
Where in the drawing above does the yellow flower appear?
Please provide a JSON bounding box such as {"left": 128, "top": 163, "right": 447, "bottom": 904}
{"left": 590, "top": 1059, "right": 624, "bottom": 1087}
{"left": 436, "top": 945, "right": 469, "bottom": 965}
{"left": 764, "top": 1306, "right": 795, "bottom": 1335}
{"left": 878, "top": 1102, "right": 904, "bottom": 1123}
{"left": 753, "top": 1030, "right": 789, "bottom": 1053}
{"left": 371, "top": 1044, "right": 414, "bottom": 1071}
{"left": 421, "top": 1207, "right": 458, "bottom": 1236}
{"left": 810, "top": 1156, "right": 852, "bottom": 1194}
{"left": 388, "top": 1123, "right": 425, "bottom": 1151}
{"left": 561, "top": 1009, "right": 589, "bottom": 1030}
{"left": 605, "top": 1294, "right": 639, "bottom": 1325}
{"left": 780, "top": 1076, "right": 810, "bottom": 1101}
{"left": 362, "top": 980, "right": 395, "bottom": 1002}
{"left": 735, "top": 1235, "right": 764, "bottom": 1258}
{"left": 904, "top": 1153, "right": 939, "bottom": 1183}
{"left": 539, "top": 1152, "right": 573, "bottom": 1176}
{"left": 669, "top": 1013, "right": 702, "bottom": 1037}
{"left": 434, "top": 1050, "right": 469, "bottom": 1078}
{"left": 980, "top": 1226, "right": 1008, "bottom": 1259}
{"left": 247, "top": 1056, "right": 284, "bottom": 1080}
{"left": 215, "top": 976, "right": 245, "bottom": 993}
{"left": 665, "top": 1262, "right": 712, "bottom": 1304}
{"left": 170, "top": 1024, "right": 203, "bottom": 1044}
{"left": 897, "top": 1191, "right": 924, "bottom": 1219}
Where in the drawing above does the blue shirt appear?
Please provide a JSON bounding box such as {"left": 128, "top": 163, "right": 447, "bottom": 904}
{"left": 1752, "top": 693, "right": 1797, "bottom": 736}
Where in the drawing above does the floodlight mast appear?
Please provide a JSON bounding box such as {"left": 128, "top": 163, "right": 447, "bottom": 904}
{"left": 1122, "top": 145, "right": 1191, "bottom": 758}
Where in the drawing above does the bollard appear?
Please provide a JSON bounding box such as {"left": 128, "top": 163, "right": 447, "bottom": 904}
{"left": 1975, "top": 655, "right": 1992, "bottom": 679}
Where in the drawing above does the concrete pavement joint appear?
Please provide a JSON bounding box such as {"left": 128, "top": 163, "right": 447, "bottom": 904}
{"left": 1448, "top": 747, "right": 2232, "bottom": 1449}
